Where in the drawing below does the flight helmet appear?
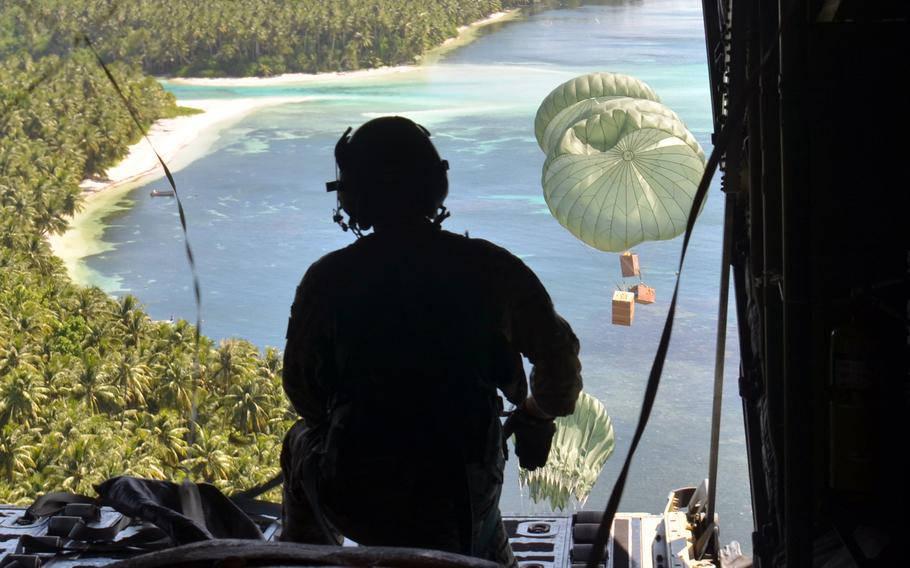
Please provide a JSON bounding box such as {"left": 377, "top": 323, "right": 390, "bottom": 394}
{"left": 326, "top": 116, "right": 449, "bottom": 234}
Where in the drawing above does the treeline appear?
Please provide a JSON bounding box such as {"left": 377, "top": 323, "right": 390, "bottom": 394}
{"left": 0, "top": 52, "right": 291, "bottom": 502}
{"left": 1, "top": 0, "right": 533, "bottom": 77}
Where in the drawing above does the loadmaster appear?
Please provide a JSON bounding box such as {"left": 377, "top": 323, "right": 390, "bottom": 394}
{"left": 280, "top": 116, "right": 584, "bottom": 566}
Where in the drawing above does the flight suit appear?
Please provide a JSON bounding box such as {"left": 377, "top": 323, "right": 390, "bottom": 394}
{"left": 281, "top": 222, "right": 582, "bottom": 565}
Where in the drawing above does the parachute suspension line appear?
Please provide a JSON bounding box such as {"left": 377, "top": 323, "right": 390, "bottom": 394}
{"left": 583, "top": 5, "right": 799, "bottom": 565}
{"left": 80, "top": 35, "right": 205, "bottom": 451}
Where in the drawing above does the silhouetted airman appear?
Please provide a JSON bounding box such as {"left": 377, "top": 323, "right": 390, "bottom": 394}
{"left": 281, "top": 116, "right": 582, "bottom": 566}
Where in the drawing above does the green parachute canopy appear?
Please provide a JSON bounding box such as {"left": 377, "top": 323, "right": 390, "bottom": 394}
{"left": 518, "top": 391, "right": 615, "bottom": 511}
{"left": 535, "top": 72, "right": 707, "bottom": 252}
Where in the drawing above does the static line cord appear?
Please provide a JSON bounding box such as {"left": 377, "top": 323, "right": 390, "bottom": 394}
{"left": 80, "top": 34, "right": 204, "bottom": 451}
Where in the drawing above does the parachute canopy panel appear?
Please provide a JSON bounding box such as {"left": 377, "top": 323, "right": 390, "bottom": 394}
{"left": 535, "top": 72, "right": 706, "bottom": 252}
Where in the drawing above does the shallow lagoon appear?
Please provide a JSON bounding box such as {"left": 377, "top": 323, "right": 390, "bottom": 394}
{"left": 73, "top": 0, "right": 753, "bottom": 550}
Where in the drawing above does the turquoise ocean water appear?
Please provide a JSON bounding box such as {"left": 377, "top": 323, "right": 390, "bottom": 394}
{"left": 77, "top": 0, "right": 753, "bottom": 550}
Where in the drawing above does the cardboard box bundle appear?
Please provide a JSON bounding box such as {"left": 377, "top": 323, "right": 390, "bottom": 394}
{"left": 632, "top": 283, "right": 655, "bottom": 304}
{"left": 620, "top": 251, "right": 640, "bottom": 277}
{"left": 612, "top": 290, "right": 635, "bottom": 326}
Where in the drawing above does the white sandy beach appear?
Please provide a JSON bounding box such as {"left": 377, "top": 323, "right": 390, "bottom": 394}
{"left": 76, "top": 96, "right": 312, "bottom": 201}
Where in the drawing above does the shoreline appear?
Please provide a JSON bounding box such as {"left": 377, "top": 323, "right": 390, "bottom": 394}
{"left": 48, "top": 96, "right": 313, "bottom": 285}
{"left": 50, "top": 7, "right": 523, "bottom": 287}
{"left": 76, "top": 97, "right": 313, "bottom": 202}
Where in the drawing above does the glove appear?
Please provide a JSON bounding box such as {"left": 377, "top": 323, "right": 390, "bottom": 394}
{"left": 503, "top": 406, "right": 556, "bottom": 471}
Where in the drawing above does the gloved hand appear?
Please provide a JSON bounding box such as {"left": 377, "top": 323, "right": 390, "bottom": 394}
{"left": 503, "top": 405, "right": 556, "bottom": 471}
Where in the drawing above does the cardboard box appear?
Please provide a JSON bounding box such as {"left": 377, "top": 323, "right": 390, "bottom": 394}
{"left": 620, "top": 251, "right": 640, "bottom": 277}
{"left": 632, "top": 284, "right": 655, "bottom": 304}
{"left": 612, "top": 290, "right": 635, "bottom": 326}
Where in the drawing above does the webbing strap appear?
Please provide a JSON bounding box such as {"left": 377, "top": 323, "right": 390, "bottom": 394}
{"left": 66, "top": 514, "right": 132, "bottom": 542}
{"left": 20, "top": 492, "right": 96, "bottom": 523}
{"left": 231, "top": 473, "right": 284, "bottom": 501}
{"left": 17, "top": 489, "right": 196, "bottom": 558}
{"left": 704, "top": 194, "right": 734, "bottom": 548}
{"left": 16, "top": 526, "right": 170, "bottom": 556}
{"left": 230, "top": 474, "right": 284, "bottom": 521}
{"left": 231, "top": 497, "right": 282, "bottom": 520}
{"left": 300, "top": 449, "right": 341, "bottom": 545}
{"left": 178, "top": 481, "right": 210, "bottom": 536}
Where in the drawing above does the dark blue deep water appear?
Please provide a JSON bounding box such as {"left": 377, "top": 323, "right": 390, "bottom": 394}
{"left": 75, "top": 0, "right": 753, "bottom": 549}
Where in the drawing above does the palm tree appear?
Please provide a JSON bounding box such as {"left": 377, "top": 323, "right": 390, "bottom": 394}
{"left": 44, "top": 434, "right": 99, "bottom": 494}
{"left": 117, "top": 295, "right": 140, "bottom": 320}
{"left": 154, "top": 358, "right": 196, "bottom": 414}
{"left": 0, "top": 338, "right": 40, "bottom": 376}
{"left": 0, "top": 371, "right": 49, "bottom": 428}
{"left": 118, "top": 296, "right": 149, "bottom": 351}
{"left": 260, "top": 346, "right": 282, "bottom": 380}
{"left": 120, "top": 452, "right": 167, "bottom": 480}
{"left": 226, "top": 380, "right": 271, "bottom": 434}
{"left": 186, "top": 428, "right": 233, "bottom": 482}
{"left": 233, "top": 434, "right": 281, "bottom": 498}
{"left": 69, "top": 350, "right": 119, "bottom": 414}
{"left": 0, "top": 428, "right": 37, "bottom": 482}
{"left": 39, "top": 352, "right": 71, "bottom": 387}
{"left": 111, "top": 352, "right": 151, "bottom": 409}
{"left": 7, "top": 303, "right": 51, "bottom": 338}
{"left": 131, "top": 410, "right": 189, "bottom": 468}
{"left": 71, "top": 286, "right": 110, "bottom": 321}
{"left": 211, "top": 339, "right": 255, "bottom": 394}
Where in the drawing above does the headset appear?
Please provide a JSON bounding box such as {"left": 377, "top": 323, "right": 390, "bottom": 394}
{"left": 325, "top": 118, "right": 450, "bottom": 236}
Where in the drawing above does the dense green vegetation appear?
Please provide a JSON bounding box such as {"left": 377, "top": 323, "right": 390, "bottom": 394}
{"left": 0, "top": 0, "right": 545, "bottom": 506}
{"left": 0, "top": 51, "right": 292, "bottom": 503}
{"left": 2, "top": 0, "right": 532, "bottom": 77}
